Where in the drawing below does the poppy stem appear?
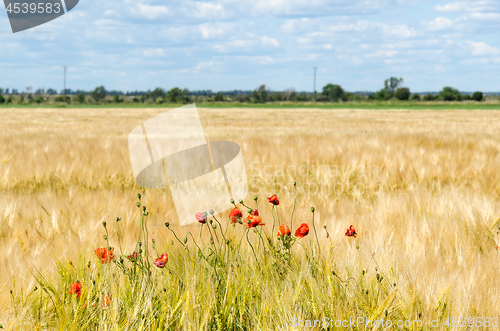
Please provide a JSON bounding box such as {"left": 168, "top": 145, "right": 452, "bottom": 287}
{"left": 311, "top": 210, "right": 321, "bottom": 255}
{"left": 290, "top": 184, "right": 299, "bottom": 233}
{"left": 271, "top": 205, "right": 276, "bottom": 241}
{"left": 186, "top": 232, "right": 209, "bottom": 263}
{"left": 167, "top": 226, "right": 188, "bottom": 252}
{"left": 199, "top": 224, "right": 205, "bottom": 246}
{"left": 246, "top": 230, "right": 258, "bottom": 263}
{"left": 212, "top": 215, "right": 227, "bottom": 242}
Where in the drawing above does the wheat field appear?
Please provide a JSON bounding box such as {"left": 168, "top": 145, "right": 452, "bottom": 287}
{"left": 1, "top": 106, "right": 500, "bottom": 330}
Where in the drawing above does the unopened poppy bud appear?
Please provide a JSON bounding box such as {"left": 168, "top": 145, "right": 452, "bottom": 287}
{"left": 209, "top": 209, "right": 214, "bottom": 215}
{"left": 120, "top": 257, "right": 124, "bottom": 264}
{"left": 247, "top": 208, "right": 252, "bottom": 213}
{"left": 102, "top": 221, "right": 106, "bottom": 227}
{"left": 210, "top": 237, "right": 214, "bottom": 244}
{"left": 165, "top": 222, "right": 169, "bottom": 227}
{"left": 116, "top": 217, "right": 121, "bottom": 222}
{"left": 33, "top": 286, "right": 38, "bottom": 291}
{"left": 293, "top": 181, "right": 296, "bottom": 186}
{"left": 311, "top": 207, "right": 315, "bottom": 213}
{"left": 136, "top": 202, "right": 140, "bottom": 208}
{"left": 137, "top": 193, "right": 141, "bottom": 199}
{"left": 209, "top": 219, "right": 213, "bottom": 224}
{"left": 103, "top": 235, "right": 107, "bottom": 240}
{"left": 142, "top": 206, "right": 146, "bottom": 212}
{"left": 226, "top": 240, "right": 230, "bottom": 245}
{"left": 323, "top": 225, "right": 327, "bottom": 229}
{"left": 230, "top": 199, "right": 234, "bottom": 204}
{"left": 253, "top": 195, "right": 258, "bottom": 201}
{"left": 139, "top": 242, "right": 142, "bottom": 246}
{"left": 184, "top": 237, "right": 188, "bottom": 244}
{"left": 238, "top": 199, "right": 243, "bottom": 204}
{"left": 139, "top": 249, "right": 142, "bottom": 254}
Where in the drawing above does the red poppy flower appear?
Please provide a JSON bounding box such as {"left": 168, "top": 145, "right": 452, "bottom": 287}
{"left": 69, "top": 281, "right": 81, "bottom": 299}
{"left": 267, "top": 194, "right": 279, "bottom": 205}
{"left": 94, "top": 248, "right": 114, "bottom": 264}
{"left": 250, "top": 209, "right": 259, "bottom": 216}
{"left": 245, "top": 215, "right": 265, "bottom": 229}
{"left": 345, "top": 225, "right": 357, "bottom": 238}
{"left": 195, "top": 212, "right": 208, "bottom": 224}
{"left": 154, "top": 253, "right": 168, "bottom": 268}
{"left": 277, "top": 224, "right": 291, "bottom": 237}
{"left": 294, "top": 223, "right": 309, "bottom": 239}
{"left": 229, "top": 207, "right": 243, "bottom": 224}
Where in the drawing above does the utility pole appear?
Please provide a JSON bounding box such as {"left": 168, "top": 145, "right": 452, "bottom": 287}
{"left": 313, "top": 66, "right": 317, "bottom": 102}
{"left": 63, "top": 65, "right": 67, "bottom": 101}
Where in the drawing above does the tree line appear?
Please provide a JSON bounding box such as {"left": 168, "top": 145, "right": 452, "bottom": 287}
{"left": 0, "top": 79, "right": 488, "bottom": 105}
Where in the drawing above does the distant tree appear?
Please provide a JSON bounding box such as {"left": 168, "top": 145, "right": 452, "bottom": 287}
{"left": 156, "top": 97, "right": 164, "bottom": 104}
{"left": 395, "top": 87, "right": 411, "bottom": 101}
{"left": 90, "top": 86, "right": 107, "bottom": 102}
{"left": 149, "top": 88, "right": 166, "bottom": 101}
{"left": 295, "top": 92, "right": 308, "bottom": 102}
{"left": 46, "top": 88, "right": 57, "bottom": 95}
{"left": 423, "top": 94, "right": 437, "bottom": 101}
{"left": 214, "top": 92, "right": 224, "bottom": 102}
{"left": 0, "top": 95, "right": 5, "bottom": 104}
{"left": 75, "top": 93, "right": 85, "bottom": 103}
{"left": 34, "top": 96, "right": 44, "bottom": 104}
{"left": 271, "top": 92, "right": 283, "bottom": 102}
{"left": 384, "top": 77, "right": 404, "bottom": 94}
{"left": 132, "top": 97, "right": 139, "bottom": 103}
{"left": 472, "top": 91, "right": 483, "bottom": 102}
{"left": 438, "top": 87, "right": 462, "bottom": 101}
{"left": 322, "top": 84, "right": 345, "bottom": 102}
{"left": 166, "top": 87, "right": 190, "bottom": 103}
{"left": 252, "top": 85, "right": 268, "bottom": 103}
{"left": 462, "top": 94, "right": 471, "bottom": 100}
{"left": 410, "top": 94, "right": 421, "bottom": 101}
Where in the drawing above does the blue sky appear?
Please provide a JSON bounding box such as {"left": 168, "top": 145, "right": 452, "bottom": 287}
{"left": 1, "top": 0, "right": 500, "bottom": 93}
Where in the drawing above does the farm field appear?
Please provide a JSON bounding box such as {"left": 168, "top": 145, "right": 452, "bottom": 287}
{"left": 1, "top": 106, "right": 500, "bottom": 329}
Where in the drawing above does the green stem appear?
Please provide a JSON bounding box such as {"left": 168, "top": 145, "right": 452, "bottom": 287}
{"left": 246, "top": 230, "right": 258, "bottom": 263}
{"left": 290, "top": 184, "right": 299, "bottom": 232}
{"left": 311, "top": 211, "right": 321, "bottom": 255}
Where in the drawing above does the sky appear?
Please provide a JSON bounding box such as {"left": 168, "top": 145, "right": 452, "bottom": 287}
{"left": 1, "top": 0, "right": 500, "bottom": 93}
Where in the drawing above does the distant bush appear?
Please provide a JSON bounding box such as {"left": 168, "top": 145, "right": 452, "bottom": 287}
{"left": 472, "top": 91, "right": 483, "bottom": 102}
{"left": 156, "top": 97, "right": 164, "bottom": 104}
{"left": 34, "top": 96, "right": 44, "bottom": 104}
{"left": 438, "top": 87, "right": 462, "bottom": 101}
{"left": 132, "top": 97, "right": 139, "bottom": 103}
{"left": 395, "top": 88, "right": 410, "bottom": 101}
{"left": 75, "top": 93, "right": 86, "bottom": 103}
{"left": 214, "top": 92, "right": 224, "bottom": 102}
{"left": 166, "top": 87, "right": 191, "bottom": 104}
{"left": 113, "top": 95, "right": 123, "bottom": 103}
{"left": 423, "top": 94, "right": 437, "bottom": 101}
{"left": 6, "top": 97, "right": 12, "bottom": 104}
{"left": 0, "top": 95, "right": 5, "bottom": 104}
{"left": 322, "top": 84, "right": 345, "bottom": 102}
{"left": 410, "top": 94, "right": 421, "bottom": 101}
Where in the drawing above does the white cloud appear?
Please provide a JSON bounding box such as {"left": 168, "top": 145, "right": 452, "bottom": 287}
{"left": 467, "top": 41, "right": 500, "bottom": 56}
{"left": 135, "top": 4, "right": 169, "bottom": 20}
{"left": 142, "top": 48, "right": 165, "bottom": 57}
{"left": 260, "top": 36, "right": 280, "bottom": 47}
{"left": 423, "top": 17, "right": 455, "bottom": 31}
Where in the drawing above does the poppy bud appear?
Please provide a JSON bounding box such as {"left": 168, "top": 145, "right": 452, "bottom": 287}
{"left": 253, "top": 195, "right": 258, "bottom": 201}
{"left": 210, "top": 237, "right": 214, "bottom": 244}
{"left": 238, "top": 199, "right": 243, "bottom": 204}
{"left": 33, "top": 286, "right": 38, "bottom": 291}
{"left": 209, "top": 219, "right": 213, "bottom": 224}
{"left": 213, "top": 225, "right": 217, "bottom": 229}
{"left": 209, "top": 209, "right": 214, "bottom": 215}
{"left": 226, "top": 240, "right": 230, "bottom": 245}
{"left": 137, "top": 193, "right": 141, "bottom": 199}
{"left": 103, "top": 235, "right": 107, "bottom": 240}
{"left": 139, "top": 242, "right": 142, "bottom": 246}
{"left": 184, "top": 237, "right": 188, "bottom": 244}
{"left": 247, "top": 208, "right": 252, "bottom": 214}
{"left": 136, "top": 202, "right": 140, "bottom": 208}
{"left": 102, "top": 221, "right": 106, "bottom": 227}
{"left": 323, "top": 225, "right": 327, "bottom": 229}
{"left": 293, "top": 181, "right": 296, "bottom": 186}
{"left": 311, "top": 207, "right": 315, "bottom": 213}
{"left": 165, "top": 222, "right": 170, "bottom": 227}
{"left": 116, "top": 217, "right": 121, "bottom": 222}
{"left": 230, "top": 199, "right": 235, "bottom": 204}
{"left": 142, "top": 206, "right": 146, "bottom": 212}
